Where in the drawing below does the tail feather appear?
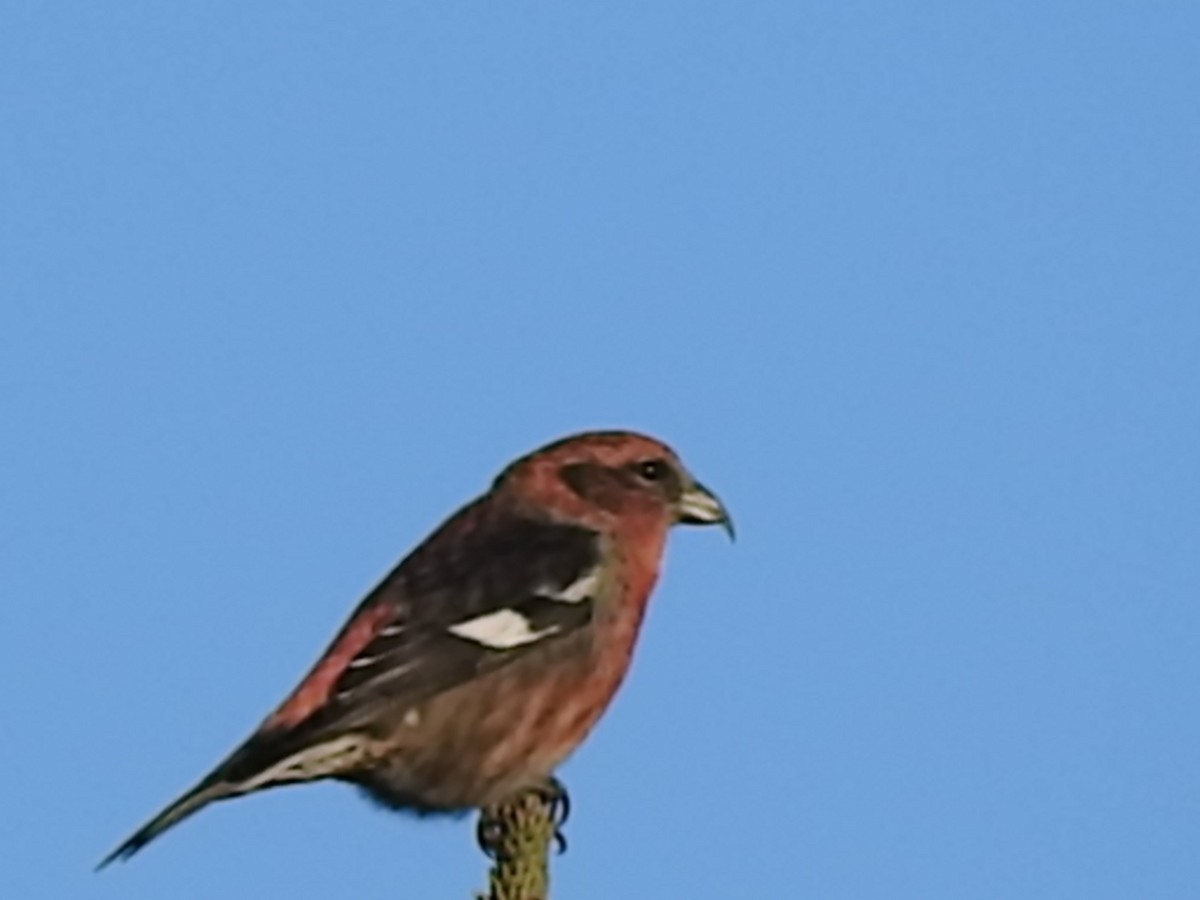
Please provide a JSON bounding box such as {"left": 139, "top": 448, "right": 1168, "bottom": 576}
{"left": 97, "top": 731, "right": 374, "bottom": 868}
{"left": 96, "top": 779, "right": 232, "bottom": 869}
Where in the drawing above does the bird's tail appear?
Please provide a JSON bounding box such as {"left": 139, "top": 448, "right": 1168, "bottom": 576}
{"left": 97, "top": 730, "right": 375, "bottom": 869}
{"left": 96, "top": 777, "right": 233, "bottom": 869}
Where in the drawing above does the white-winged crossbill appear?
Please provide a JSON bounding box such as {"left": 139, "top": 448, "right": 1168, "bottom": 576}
{"left": 100, "top": 430, "right": 731, "bottom": 867}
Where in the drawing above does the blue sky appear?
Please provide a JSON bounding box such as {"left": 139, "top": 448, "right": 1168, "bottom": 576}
{"left": 3, "top": 3, "right": 1198, "bottom": 898}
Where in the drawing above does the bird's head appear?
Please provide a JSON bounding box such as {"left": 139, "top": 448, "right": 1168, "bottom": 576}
{"left": 494, "top": 430, "right": 733, "bottom": 540}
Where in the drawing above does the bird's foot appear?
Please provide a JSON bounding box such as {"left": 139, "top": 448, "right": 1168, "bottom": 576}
{"left": 475, "top": 778, "right": 572, "bottom": 859}
{"left": 476, "top": 808, "right": 506, "bottom": 859}
{"left": 532, "top": 777, "right": 570, "bottom": 854}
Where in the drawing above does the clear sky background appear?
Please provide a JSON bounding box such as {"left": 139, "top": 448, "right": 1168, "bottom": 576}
{"left": 3, "top": 3, "right": 1198, "bottom": 899}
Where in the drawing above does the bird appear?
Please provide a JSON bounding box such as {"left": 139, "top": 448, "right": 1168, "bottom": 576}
{"left": 99, "top": 429, "right": 732, "bottom": 868}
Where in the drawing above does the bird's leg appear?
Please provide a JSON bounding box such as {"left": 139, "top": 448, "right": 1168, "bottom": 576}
{"left": 530, "top": 777, "right": 570, "bottom": 854}
{"left": 475, "top": 778, "right": 572, "bottom": 860}
{"left": 476, "top": 807, "right": 507, "bottom": 860}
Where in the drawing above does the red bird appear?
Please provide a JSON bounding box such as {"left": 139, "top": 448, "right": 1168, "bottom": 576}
{"left": 100, "top": 430, "right": 731, "bottom": 866}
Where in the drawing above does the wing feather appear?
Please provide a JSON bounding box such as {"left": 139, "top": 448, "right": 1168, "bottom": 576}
{"left": 246, "top": 503, "right": 601, "bottom": 767}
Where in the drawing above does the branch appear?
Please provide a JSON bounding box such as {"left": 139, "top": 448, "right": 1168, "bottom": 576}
{"left": 477, "top": 790, "right": 558, "bottom": 900}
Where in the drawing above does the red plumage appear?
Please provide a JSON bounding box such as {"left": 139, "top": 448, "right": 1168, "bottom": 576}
{"left": 100, "top": 430, "right": 731, "bottom": 867}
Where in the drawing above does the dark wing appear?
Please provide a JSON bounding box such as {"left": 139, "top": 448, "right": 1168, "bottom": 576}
{"left": 218, "top": 502, "right": 602, "bottom": 781}
{"left": 309, "top": 504, "right": 603, "bottom": 729}
{"left": 98, "top": 501, "right": 602, "bottom": 867}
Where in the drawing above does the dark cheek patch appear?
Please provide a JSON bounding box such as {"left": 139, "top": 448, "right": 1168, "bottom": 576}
{"left": 559, "top": 464, "right": 609, "bottom": 505}
{"left": 560, "top": 463, "right": 634, "bottom": 513}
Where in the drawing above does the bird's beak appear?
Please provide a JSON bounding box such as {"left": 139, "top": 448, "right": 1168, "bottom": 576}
{"left": 677, "top": 480, "right": 735, "bottom": 541}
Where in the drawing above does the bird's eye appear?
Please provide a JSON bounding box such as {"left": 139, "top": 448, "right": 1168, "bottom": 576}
{"left": 635, "top": 459, "right": 668, "bottom": 481}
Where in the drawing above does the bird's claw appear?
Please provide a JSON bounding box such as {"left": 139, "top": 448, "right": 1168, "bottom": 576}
{"left": 533, "top": 778, "right": 570, "bottom": 854}
{"left": 475, "top": 778, "right": 572, "bottom": 859}
{"left": 476, "top": 812, "right": 506, "bottom": 859}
